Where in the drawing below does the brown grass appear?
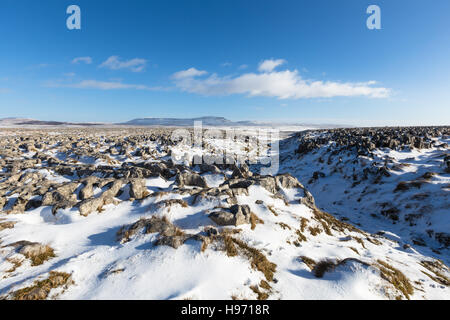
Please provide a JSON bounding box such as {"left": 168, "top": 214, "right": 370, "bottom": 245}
{"left": 308, "top": 226, "right": 322, "bottom": 236}
{"left": 231, "top": 237, "right": 277, "bottom": 282}
{"left": 249, "top": 285, "right": 269, "bottom": 300}
{"left": 394, "top": 180, "right": 423, "bottom": 192}
{"left": 221, "top": 228, "right": 242, "bottom": 235}
{"left": 13, "top": 271, "right": 73, "bottom": 300}
{"left": 352, "top": 236, "right": 366, "bottom": 249}
{"left": 267, "top": 205, "right": 278, "bottom": 216}
{"left": 419, "top": 260, "right": 450, "bottom": 286}
{"left": 377, "top": 260, "right": 413, "bottom": 300}
{"left": 153, "top": 191, "right": 169, "bottom": 199}
{"left": 0, "top": 221, "right": 16, "bottom": 231}
{"left": 259, "top": 279, "right": 271, "bottom": 290}
{"left": 200, "top": 239, "right": 209, "bottom": 252}
{"left": 224, "top": 235, "right": 238, "bottom": 257}
{"left": 299, "top": 256, "right": 316, "bottom": 270}
{"left": 313, "top": 259, "right": 337, "bottom": 278}
{"left": 312, "top": 208, "right": 360, "bottom": 234}
{"left": 157, "top": 199, "right": 188, "bottom": 211}
{"left": 296, "top": 230, "right": 307, "bottom": 242}
{"left": 366, "top": 237, "right": 382, "bottom": 245}
{"left": 277, "top": 222, "right": 291, "bottom": 230}
{"left": 25, "top": 246, "right": 56, "bottom": 266}
{"left": 250, "top": 212, "right": 264, "bottom": 230}
{"left": 5, "top": 258, "right": 23, "bottom": 273}
{"left": 142, "top": 190, "right": 151, "bottom": 198}
{"left": 300, "top": 217, "right": 308, "bottom": 232}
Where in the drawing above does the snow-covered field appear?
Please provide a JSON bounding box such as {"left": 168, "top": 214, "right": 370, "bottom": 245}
{"left": 0, "top": 127, "right": 448, "bottom": 300}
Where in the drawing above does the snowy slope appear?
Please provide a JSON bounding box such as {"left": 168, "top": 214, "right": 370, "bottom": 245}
{"left": 0, "top": 127, "right": 449, "bottom": 300}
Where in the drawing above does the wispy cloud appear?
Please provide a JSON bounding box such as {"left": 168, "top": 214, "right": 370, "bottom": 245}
{"left": 45, "top": 79, "right": 164, "bottom": 91}
{"left": 99, "top": 56, "right": 147, "bottom": 72}
{"left": 70, "top": 80, "right": 148, "bottom": 90}
{"left": 258, "top": 59, "right": 286, "bottom": 73}
{"left": 238, "top": 64, "right": 248, "bottom": 70}
{"left": 172, "top": 59, "right": 391, "bottom": 99}
{"left": 221, "top": 62, "right": 232, "bottom": 67}
{"left": 28, "top": 63, "right": 50, "bottom": 70}
{"left": 71, "top": 57, "right": 93, "bottom": 64}
{"left": 171, "top": 67, "right": 208, "bottom": 80}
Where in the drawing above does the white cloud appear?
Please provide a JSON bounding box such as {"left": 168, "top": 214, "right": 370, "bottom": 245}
{"left": 238, "top": 64, "right": 248, "bottom": 70}
{"left": 258, "top": 59, "right": 286, "bottom": 73}
{"left": 99, "top": 56, "right": 147, "bottom": 72}
{"left": 71, "top": 57, "right": 92, "bottom": 64}
{"left": 171, "top": 67, "right": 208, "bottom": 80}
{"left": 221, "top": 62, "right": 232, "bottom": 67}
{"left": 172, "top": 62, "right": 390, "bottom": 99}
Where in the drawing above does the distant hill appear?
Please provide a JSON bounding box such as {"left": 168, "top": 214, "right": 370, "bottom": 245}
{"left": 0, "top": 116, "right": 346, "bottom": 129}
{"left": 118, "top": 117, "right": 346, "bottom": 128}
{"left": 0, "top": 117, "right": 102, "bottom": 127}
{"left": 119, "top": 116, "right": 239, "bottom": 127}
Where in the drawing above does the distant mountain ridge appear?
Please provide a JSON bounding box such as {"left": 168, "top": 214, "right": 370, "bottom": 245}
{"left": 0, "top": 116, "right": 345, "bottom": 128}
{"left": 0, "top": 117, "right": 101, "bottom": 127}
{"left": 119, "top": 116, "right": 250, "bottom": 127}
{"left": 118, "top": 117, "right": 347, "bottom": 128}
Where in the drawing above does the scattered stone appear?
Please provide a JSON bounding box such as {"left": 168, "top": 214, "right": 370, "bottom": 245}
{"left": 176, "top": 171, "right": 208, "bottom": 188}
{"left": 129, "top": 178, "right": 148, "bottom": 199}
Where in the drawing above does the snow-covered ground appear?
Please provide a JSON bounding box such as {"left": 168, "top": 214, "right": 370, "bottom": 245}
{"left": 279, "top": 131, "right": 450, "bottom": 263}
{"left": 0, "top": 127, "right": 448, "bottom": 300}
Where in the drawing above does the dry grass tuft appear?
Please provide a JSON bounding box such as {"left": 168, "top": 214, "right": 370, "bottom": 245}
{"left": 0, "top": 221, "right": 16, "bottom": 231}
{"left": 308, "top": 226, "right": 322, "bottom": 236}
{"left": 366, "top": 237, "right": 382, "bottom": 245}
{"left": 277, "top": 222, "right": 291, "bottom": 230}
{"left": 12, "top": 271, "right": 73, "bottom": 300}
{"left": 299, "top": 256, "right": 316, "bottom": 270}
{"left": 221, "top": 228, "right": 242, "bottom": 235}
{"left": 224, "top": 235, "right": 238, "bottom": 257}
{"left": 156, "top": 199, "right": 189, "bottom": 210}
{"left": 352, "top": 236, "right": 366, "bottom": 249}
{"left": 296, "top": 230, "right": 307, "bottom": 242}
{"left": 419, "top": 260, "right": 450, "bottom": 286}
{"left": 300, "top": 217, "right": 308, "bottom": 232}
{"left": 249, "top": 284, "right": 269, "bottom": 300}
{"left": 259, "top": 280, "right": 271, "bottom": 290}
{"left": 267, "top": 205, "right": 279, "bottom": 216}
{"left": 250, "top": 212, "right": 264, "bottom": 230}
{"left": 25, "top": 246, "right": 56, "bottom": 266}
{"left": 153, "top": 191, "right": 169, "bottom": 199}
{"left": 394, "top": 180, "right": 423, "bottom": 192}
{"left": 376, "top": 260, "right": 414, "bottom": 300}
{"left": 143, "top": 189, "right": 152, "bottom": 197}
{"left": 200, "top": 239, "right": 209, "bottom": 252}
{"left": 231, "top": 237, "right": 277, "bottom": 282}
{"left": 312, "top": 208, "right": 360, "bottom": 235}
{"left": 5, "top": 258, "right": 24, "bottom": 273}
{"left": 313, "top": 259, "right": 337, "bottom": 278}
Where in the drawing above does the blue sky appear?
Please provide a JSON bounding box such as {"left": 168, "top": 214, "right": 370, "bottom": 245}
{"left": 0, "top": 0, "right": 449, "bottom": 125}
